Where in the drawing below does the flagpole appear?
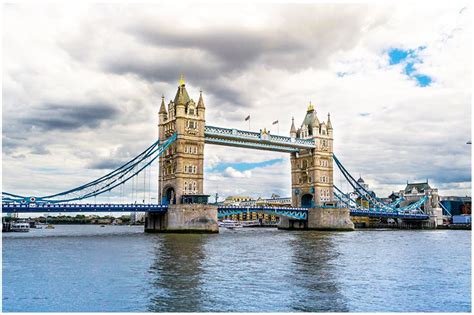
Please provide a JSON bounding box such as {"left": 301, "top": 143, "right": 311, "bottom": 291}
{"left": 244, "top": 115, "right": 251, "bottom": 130}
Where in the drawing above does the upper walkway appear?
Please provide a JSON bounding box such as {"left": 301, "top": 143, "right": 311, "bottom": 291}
{"left": 204, "top": 125, "right": 315, "bottom": 153}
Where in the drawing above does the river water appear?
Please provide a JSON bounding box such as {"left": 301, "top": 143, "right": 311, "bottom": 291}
{"left": 2, "top": 225, "right": 471, "bottom": 312}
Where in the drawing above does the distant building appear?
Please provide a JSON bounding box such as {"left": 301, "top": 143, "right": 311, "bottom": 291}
{"left": 348, "top": 176, "right": 377, "bottom": 209}
{"left": 130, "top": 212, "right": 145, "bottom": 224}
{"left": 399, "top": 180, "right": 443, "bottom": 225}
{"left": 223, "top": 196, "right": 254, "bottom": 206}
{"left": 220, "top": 194, "right": 292, "bottom": 223}
{"left": 387, "top": 191, "right": 401, "bottom": 201}
{"left": 222, "top": 195, "right": 292, "bottom": 207}
{"left": 256, "top": 196, "right": 292, "bottom": 207}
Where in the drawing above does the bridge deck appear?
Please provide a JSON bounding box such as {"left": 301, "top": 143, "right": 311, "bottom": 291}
{"left": 1, "top": 203, "right": 168, "bottom": 213}
{"left": 350, "top": 209, "right": 429, "bottom": 220}
{"left": 2, "top": 203, "right": 429, "bottom": 220}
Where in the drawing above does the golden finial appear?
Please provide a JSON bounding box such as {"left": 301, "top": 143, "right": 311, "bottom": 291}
{"left": 179, "top": 74, "right": 185, "bottom": 86}
{"left": 307, "top": 101, "right": 314, "bottom": 112}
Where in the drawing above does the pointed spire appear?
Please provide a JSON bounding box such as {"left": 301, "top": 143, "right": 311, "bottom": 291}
{"left": 290, "top": 117, "right": 296, "bottom": 134}
{"left": 159, "top": 95, "right": 167, "bottom": 114}
{"left": 307, "top": 101, "right": 314, "bottom": 112}
{"left": 327, "top": 112, "right": 333, "bottom": 129}
{"left": 174, "top": 74, "right": 190, "bottom": 105}
{"left": 197, "top": 90, "right": 205, "bottom": 109}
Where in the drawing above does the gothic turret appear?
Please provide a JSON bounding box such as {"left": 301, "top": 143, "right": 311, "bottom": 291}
{"left": 197, "top": 90, "right": 205, "bottom": 109}
{"left": 159, "top": 95, "right": 167, "bottom": 115}
{"left": 174, "top": 75, "right": 190, "bottom": 104}
{"left": 327, "top": 113, "right": 332, "bottom": 130}
{"left": 300, "top": 101, "right": 320, "bottom": 138}
{"left": 290, "top": 117, "right": 297, "bottom": 138}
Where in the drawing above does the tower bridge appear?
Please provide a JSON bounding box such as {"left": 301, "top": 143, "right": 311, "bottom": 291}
{"left": 2, "top": 77, "right": 438, "bottom": 232}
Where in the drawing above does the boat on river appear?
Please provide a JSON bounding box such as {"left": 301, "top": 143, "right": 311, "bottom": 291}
{"left": 241, "top": 220, "right": 261, "bottom": 227}
{"left": 11, "top": 222, "right": 30, "bottom": 232}
{"left": 218, "top": 220, "right": 242, "bottom": 229}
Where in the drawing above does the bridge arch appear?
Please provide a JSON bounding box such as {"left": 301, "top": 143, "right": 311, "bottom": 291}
{"left": 301, "top": 193, "right": 313, "bottom": 208}
{"left": 162, "top": 186, "right": 176, "bottom": 205}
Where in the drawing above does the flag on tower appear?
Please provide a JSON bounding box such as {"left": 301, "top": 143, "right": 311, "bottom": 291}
{"left": 245, "top": 115, "right": 250, "bottom": 121}
{"left": 272, "top": 120, "right": 279, "bottom": 125}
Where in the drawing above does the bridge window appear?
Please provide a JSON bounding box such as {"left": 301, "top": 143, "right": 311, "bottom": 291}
{"left": 189, "top": 108, "right": 195, "bottom": 115}
{"left": 184, "top": 165, "right": 197, "bottom": 174}
{"left": 187, "top": 120, "right": 198, "bottom": 129}
{"left": 302, "top": 160, "right": 308, "bottom": 170}
{"left": 185, "top": 145, "right": 198, "bottom": 154}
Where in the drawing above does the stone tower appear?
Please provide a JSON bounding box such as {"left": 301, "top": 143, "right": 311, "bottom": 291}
{"left": 290, "top": 102, "right": 334, "bottom": 207}
{"left": 158, "top": 76, "right": 206, "bottom": 205}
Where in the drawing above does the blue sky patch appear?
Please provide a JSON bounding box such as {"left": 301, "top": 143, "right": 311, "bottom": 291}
{"left": 387, "top": 46, "right": 431, "bottom": 87}
{"left": 207, "top": 158, "right": 284, "bottom": 172}
{"left": 336, "top": 72, "right": 348, "bottom": 77}
{"left": 388, "top": 48, "right": 410, "bottom": 65}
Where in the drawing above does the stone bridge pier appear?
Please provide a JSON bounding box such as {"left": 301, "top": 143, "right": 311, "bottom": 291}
{"left": 145, "top": 204, "right": 218, "bottom": 233}
{"left": 278, "top": 207, "right": 354, "bottom": 231}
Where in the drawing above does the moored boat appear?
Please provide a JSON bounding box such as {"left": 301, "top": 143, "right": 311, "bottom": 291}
{"left": 241, "top": 220, "right": 261, "bottom": 227}
{"left": 11, "top": 222, "right": 30, "bottom": 232}
{"left": 218, "top": 220, "right": 242, "bottom": 229}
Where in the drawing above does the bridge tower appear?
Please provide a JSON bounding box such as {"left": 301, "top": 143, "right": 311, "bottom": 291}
{"left": 146, "top": 76, "right": 217, "bottom": 233}
{"left": 290, "top": 102, "right": 334, "bottom": 208}
{"left": 158, "top": 76, "right": 206, "bottom": 205}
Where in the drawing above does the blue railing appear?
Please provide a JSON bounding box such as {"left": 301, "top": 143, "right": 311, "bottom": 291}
{"left": 1, "top": 203, "right": 168, "bottom": 213}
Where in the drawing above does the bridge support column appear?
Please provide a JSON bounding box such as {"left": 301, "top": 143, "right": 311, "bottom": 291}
{"left": 279, "top": 207, "right": 354, "bottom": 231}
{"left": 145, "top": 204, "right": 218, "bottom": 233}
{"left": 307, "top": 207, "right": 354, "bottom": 231}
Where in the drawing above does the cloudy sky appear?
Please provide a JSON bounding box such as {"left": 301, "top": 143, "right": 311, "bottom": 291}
{"left": 2, "top": 3, "right": 471, "bottom": 206}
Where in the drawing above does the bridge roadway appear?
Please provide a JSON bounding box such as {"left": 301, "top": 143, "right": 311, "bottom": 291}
{"left": 1, "top": 203, "right": 430, "bottom": 220}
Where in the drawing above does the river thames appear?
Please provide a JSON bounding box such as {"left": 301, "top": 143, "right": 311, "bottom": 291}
{"left": 2, "top": 225, "right": 471, "bottom": 312}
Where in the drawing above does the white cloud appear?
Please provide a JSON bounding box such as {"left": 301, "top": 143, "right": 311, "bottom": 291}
{"left": 223, "top": 167, "right": 252, "bottom": 179}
